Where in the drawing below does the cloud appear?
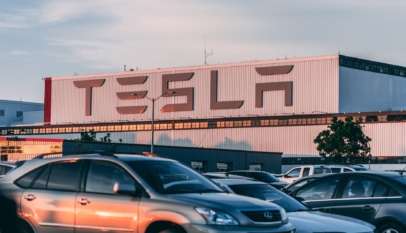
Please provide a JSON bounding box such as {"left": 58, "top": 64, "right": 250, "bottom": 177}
{"left": 9, "top": 50, "right": 29, "bottom": 56}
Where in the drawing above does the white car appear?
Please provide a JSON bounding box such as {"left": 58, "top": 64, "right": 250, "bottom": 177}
{"left": 328, "top": 165, "right": 356, "bottom": 173}
{"left": 214, "top": 179, "right": 375, "bottom": 233}
{"left": 279, "top": 165, "right": 332, "bottom": 183}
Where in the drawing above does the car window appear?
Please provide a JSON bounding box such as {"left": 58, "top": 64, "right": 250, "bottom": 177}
{"left": 296, "top": 176, "right": 340, "bottom": 201}
{"left": 251, "top": 172, "right": 279, "bottom": 182}
{"left": 229, "top": 184, "right": 308, "bottom": 212}
{"left": 314, "top": 168, "right": 331, "bottom": 174}
{"left": 286, "top": 168, "right": 301, "bottom": 178}
{"left": 4, "top": 166, "right": 13, "bottom": 173}
{"left": 287, "top": 178, "right": 316, "bottom": 193}
{"left": 15, "top": 167, "right": 43, "bottom": 188}
{"left": 330, "top": 168, "right": 341, "bottom": 173}
{"left": 85, "top": 161, "right": 135, "bottom": 195}
{"left": 341, "top": 177, "right": 376, "bottom": 198}
{"left": 32, "top": 165, "right": 52, "bottom": 189}
{"left": 126, "top": 160, "right": 223, "bottom": 194}
{"left": 343, "top": 168, "right": 353, "bottom": 173}
{"left": 47, "top": 160, "right": 84, "bottom": 191}
{"left": 302, "top": 168, "right": 310, "bottom": 177}
{"left": 387, "top": 188, "right": 401, "bottom": 197}
{"left": 0, "top": 166, "right": 5, "bottom": 175}
{"left": 373, "top": 182, "right": 388, "bottom": 197}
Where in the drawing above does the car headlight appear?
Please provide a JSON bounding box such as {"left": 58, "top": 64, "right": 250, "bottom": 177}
{"left": 195, "top": 207, "right": 239, "bottom": 225}
{"left": 280, "top": 207, "right": 289, "bottom": 224}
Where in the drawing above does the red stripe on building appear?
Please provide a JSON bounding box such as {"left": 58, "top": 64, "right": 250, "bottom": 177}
{"left": 44, "top": 77, "right": 52, "bottom": 124}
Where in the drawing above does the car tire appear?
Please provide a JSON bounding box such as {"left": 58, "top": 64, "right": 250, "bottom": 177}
{"left": 158, "top": 227, "right": 184, "bottom": 233}
{"left": 377, "top": 222, "right": 405, "bottom": 233}
{"left": 18, "top": 219, "right": 34, "bottom": 233}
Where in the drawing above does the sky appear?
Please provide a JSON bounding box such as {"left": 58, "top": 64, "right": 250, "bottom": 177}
{"left": 1, "top": 0, "right": 406, "bottom": 103}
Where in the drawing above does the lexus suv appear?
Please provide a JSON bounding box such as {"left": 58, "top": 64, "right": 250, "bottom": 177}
{"left": 0, "top": 151, "right": 295, "bottom": 233}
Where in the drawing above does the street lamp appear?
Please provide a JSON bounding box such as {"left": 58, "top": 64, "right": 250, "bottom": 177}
{"left": 133, "top": 91, "right": 176, "bottom": 153}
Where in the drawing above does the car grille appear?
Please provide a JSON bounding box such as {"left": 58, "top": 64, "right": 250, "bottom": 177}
{"left": 241, "top": 210, "right": 281, "bottom": 223}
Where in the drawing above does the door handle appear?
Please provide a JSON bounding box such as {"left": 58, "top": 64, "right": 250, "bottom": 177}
{"left": 318, "top": 208, "right": 329, "bottom": 212}
{"left": 362, "top": 205, "right": 374, "bottom": 211}
{"left": 78, "top": 198, "right": 91, "bottom": 205}
{"left": 24, "top": 194, "right": 36, "bottom": 201}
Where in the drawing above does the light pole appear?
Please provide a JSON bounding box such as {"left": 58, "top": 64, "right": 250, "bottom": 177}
{"left": 133, "top": 91, "right": 175, "bottom": 153}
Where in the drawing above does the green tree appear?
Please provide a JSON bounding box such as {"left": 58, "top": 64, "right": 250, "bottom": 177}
{"left": 314, "top": 116, "right": 371, "bottom": 164}
{"left": 74, "top": 130, "right": 122, "bottom": 152}
{"left": 79, "top": 129, "right": 97, "bottom": 141}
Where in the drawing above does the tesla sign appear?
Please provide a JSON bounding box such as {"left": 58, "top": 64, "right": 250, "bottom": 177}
{"left": 74, "top": 65, "right": 294, "bottom": 116}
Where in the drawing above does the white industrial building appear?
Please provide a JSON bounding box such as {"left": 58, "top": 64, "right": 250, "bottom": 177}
{"left": 2, "top": 54, "right": 406, "bottom": 170}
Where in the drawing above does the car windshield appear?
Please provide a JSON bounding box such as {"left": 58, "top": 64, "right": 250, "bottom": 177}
{"left": 286, "top": 178, "right": 317, "bottom": 193}
{"left": 251, "top": 173, "right": 280, "bottom": 182}
{"left": 125, "top": 160, "right": 224, "bottom": 194}
{"left": 229, "top": 184, "right": 309, "bottom": 212}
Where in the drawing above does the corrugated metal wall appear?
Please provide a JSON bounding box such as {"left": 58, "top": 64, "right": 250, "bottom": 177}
{"left": 50, "top": 55, "right": 339, "bottom": 124}
{"left": 25, "top": 121, "right": 406, "bottom": 158}
{"left": 62, "top": 140, "right": 282, "bottom": 173}
{"left": 339, "top": 67, "right": 406, "bottom": 112}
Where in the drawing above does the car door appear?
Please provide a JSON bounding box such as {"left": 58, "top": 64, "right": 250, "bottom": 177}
{"left": 282, "top": 168, "right": 302, "bottom": 183}
{"left": 293, "top": 175, "right": 341, "bottom": 213}
{"left": 329, "top": 175, "right": 385, "bottom": 223}
{"left": 75, "top": 160, "right": 140, "bottom": 233}
{"left": 20, "top": 160, "right": 84, "bottom": 233}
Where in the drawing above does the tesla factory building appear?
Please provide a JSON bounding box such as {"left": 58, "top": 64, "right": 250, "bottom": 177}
{"left": 3, "top": 54, "right": 406, "bottom": 171}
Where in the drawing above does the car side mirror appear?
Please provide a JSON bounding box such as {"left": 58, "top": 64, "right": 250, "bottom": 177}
{"left": 281, "top": 187, "right": 291, "bottom": 194}
{"left": 283, "top": 174, "right": 288, "bottom": 178}
{"left": 113, "top": 181, "right": 137, "bottom": 196}
{"left": 294, "top": 196, "right": 305, "bottom": 202}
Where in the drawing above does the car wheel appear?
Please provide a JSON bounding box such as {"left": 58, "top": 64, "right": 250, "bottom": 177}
{"left": 158, "top": 227, "right": 184, "bottom": 233}
{"left": 377, "top": 223, "right": 405, "bottom": 233}
{"left": 18, "top": 219, "right": 34, "bottom": 233}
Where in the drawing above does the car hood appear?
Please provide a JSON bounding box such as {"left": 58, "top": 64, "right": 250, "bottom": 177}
{"left": 287, "top": 211, "right": 375, "bottom": 233}
{"left": 169, "top": 192, "right": 282, "bottom": 211}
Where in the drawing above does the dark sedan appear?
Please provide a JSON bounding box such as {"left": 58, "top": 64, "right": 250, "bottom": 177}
{"left": 281, "top": 174, "right": 329, "bottom": 194}
{"left": 227, "top": 170, "right": 288, "bottom": 189}
{"left": 289, "top": 171, "right": 406, "bottom": 233}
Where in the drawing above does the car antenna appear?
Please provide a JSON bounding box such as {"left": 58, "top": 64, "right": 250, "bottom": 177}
{"left": 399, "top": 166, "right": 406, "bottom": 176}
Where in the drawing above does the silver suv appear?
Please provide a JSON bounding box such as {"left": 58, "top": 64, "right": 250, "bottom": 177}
{"left": 0, "top": 152, "right": 295, "bottom": 233}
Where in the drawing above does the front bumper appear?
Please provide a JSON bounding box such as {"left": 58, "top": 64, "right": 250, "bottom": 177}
{"left": 182, "top": 223, "right": 296, "bottom": 233}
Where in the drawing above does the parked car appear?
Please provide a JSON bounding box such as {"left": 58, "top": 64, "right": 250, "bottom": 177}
{"left": 226, "top": 170, "right": 288, "bottom": 189}
{"left": 0, "top": 161, "right": 16, "bottom": 178}
{"left": 202, "top": 172, "right": 254, "bottom": 180}
{"left": 0, "top": 151, "right": 296, "bottom": 233}
{"left": 279, "top": 165, "right": 332, "bottom": 184}
{"left": 213, "top": 179, "right": 375, "bottom": 233}
{"left": 288, "top": 171, "right": 406, "bottom": 233}
{"left": 281, "top": 174, "right": 329, "bottom": 194}
{"left": 328, "top": 165, "right": 356, "bottom": 173}
{"left": 350, "top": 164, "right": 371, "bottom": 171}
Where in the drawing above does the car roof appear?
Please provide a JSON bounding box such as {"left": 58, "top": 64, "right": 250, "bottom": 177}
{"left": 203, "top": 173, "right": 255, "bottom": 180}
{"left": 0, "top": 152, "right": 176, "bottom": 183}
{"left": 212, "top": 178, "right": 267, "bottom": 185}
{"left": 228, "top": 170, "right": 267, "bottom": 173}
